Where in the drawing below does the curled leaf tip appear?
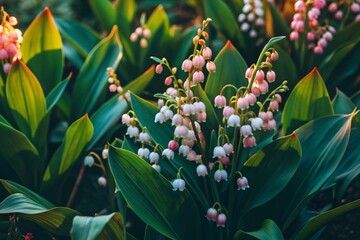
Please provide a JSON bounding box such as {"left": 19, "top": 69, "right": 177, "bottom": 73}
{"left": 83, "top": 113, "right": 89, "bottom": 119}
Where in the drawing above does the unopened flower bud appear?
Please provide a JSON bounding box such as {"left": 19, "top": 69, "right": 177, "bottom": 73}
{"left": 266, "top": 70, "right": 276, "bottom": 83}
{"left": 269, "top": 100, "right": 279, "bottom": 111}
{"left": 84, "top": 155, "right": 95, "bottom": 167}
{"left": 98, "top": 176, "right": 107, "bottom": 187}
{"left": 223, "top": 143, "right": 234, "bottom": 155}
{"left": 237, "top": 177, "right": 250, "bottom": 190}
{"left": 214, "top": 95, "right": 227, "bottom": 108}
{"left": 102, "top": 149, "right": 109, "bottom": 159}
{"left": 216, "top": 213, "right": 227, "bottom": 227}
{"left": 243, "top": 136, "right": 256, "bottom": 147}
{"left": 130, "top": 33, "right": 138, "bottom": 42}
{"left": 237, "top": 97, "right": 249, "bottom": 110}
{"left": 206, "top": 208, "right": 218, "bottom": 221}
{"left": 155, "top": 64, "right": 163, "bottom": 74}
{"left": 206, "top": 61, "right": 216, "bottom": 72}
{"left": 202, "top": 47, "right": 212, "bottom": 60}
{"left": 192, "top": 55, "right": 205, "bottom": 68}
{"left": 143, "top": 28, "right": 151, "bottom": 38}
{"left": 223, "top": 106, "right": 235, "bottom": 119}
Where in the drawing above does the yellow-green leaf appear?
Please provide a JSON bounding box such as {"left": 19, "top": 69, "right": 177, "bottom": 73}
{"left": 6, "top": 60, "right": 46, "bottom": 138}
{"left": 21, "top": 7, "right": 63, "bottom": 94}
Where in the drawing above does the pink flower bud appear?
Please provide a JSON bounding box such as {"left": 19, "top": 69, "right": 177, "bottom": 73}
{"left": 164, "top": 76, "right": 173, "bottom": 86}
{"left": 186, "top": 150, "right": 200, "bottom": 162}
{"left": 266, "top": 111, "right": 274, "bottom": 120}
{"left": 307, "top": 32, "right": 316, "bottom": 41}
{"left": 175, "top": 125, "right": 188, "bottom": 138}
{"left": 309, "top": 19, "right": 319, "bottom": 27}
{"left": 214, "top": 169, "right": 228, "bottom": 182}
{"left": 202, "top": 47, "right": 212, "bottom": 60}
{"left": 122, "top": 114, "right": 132, "bottom": 126}
{"left": 255, "top": 70, "right": 265, "bottom": 82}
{"left": 9, "top": 16, "right": 18, "bottom": 26}
{"left": 274, "top": 93, "right": 282, "bottom": 103}
{"left": 140, "top": 38, "right": 148, "bottom": 48}
{"left": 335, "top": 10, "right": 343, "bottom": 19}
{"left": 143, "top": 28, "right": 151, "bottom": 38}
{"left": 243, "top": 136, "right": 256, "bottom": 147}
{"left": 223, "top": 143, "right": 234, "bottom": 155}
{"left": 0, "top": 49, "right": 8, "bottom": 59}
{"left": 155, "top": 64, "right": 163, "bottom": 74}
{"left": 219, "top": 156, "right": 230, "bottom": 165}
{"left": 314, "top": 45, "right": 323, "bottom": 54}
{"left": 168, "top": 140, "right": 179, "bottom": 151}
{"left": 251, "top": 86, "right": 261, "bottom": 96}
{"left": 290, "top": 31, "right": 299, "bottom": 41}
{"left": 109, "top": 84, "right": 117, "bottom": 92}
{"left": 259, "top": 112, "right": 267, "bottom": 121}
{"left": 258, "top": 80, "right": 269, "bottom": 94}
{"left": 245, "top": 93, "right": 257, "bottom": 106}
{"left": 206, "top": 61, "right": 216, "bottom": 72}
{"left": 266, "top": 70, "right": 276, "bottom": 83}
{"left": 182, "top": 59, "right": 193, "bottom": 72}
{"left": 194, "top": 101, "right": 206, "bottom": 113}
{"left": 328, "top": 2, "right": 338, "bottom": 12}
{"left": 6, "top": 43, "right": 17, "bottom": 58}
{"left": 351, "top": 3, "right": 360, "bottom": 13}
{"left": 193, "top": 71, "right": 205, "bottom": 83}
{"left": 193, "top": 35, "right": 199, "bottom": 44}
{"left": 130, "top": 33, "right": 138, "bottom": 42}
{"left": 293, "top": 21, "right": 304, "bottom": 32}
{"left": 206, "top": 208, "right": 218, "bottom": 221}
{"left": 237, "top": 97, "right": 249, "bottom": 110}
{"left": 117, "top": 86, "right": 123, "bottom": 94}
{"left": 135, "top": 27, "right": 143, "bottom": 35}
{"left": 245, "top": 67, "right": 253, "bottom": 78}
{"left": 308, "top": 8, "right": 320, "bottom": 20}
{"left": 269, "top": 100, "right": 279, "bottom": 111}
{"left": 216, "top": 213, "right": 227, "bottom": 227}
{"left": 323, "top": 32, "right": 333, "bottom": 41}
{"left": 172, "top": 114, "right": 183, "bottom": 126}
{"left": 268, "top": 119, "right": 277, "bottom": 129}
{"left": 294, "top": 0, "right": 306, "bottom": 12}
{"left": 313, "top": 0, "right": 326, "bottom": 9}
{"left": 317, "top": 38, "right": 327, "bottom": 48}
{"left": 293, "top": 13, "right": 303, "bottom": 21}
{"left": 237, "top": 177, "right": 250, "bottom": 190}
{"left": 223, "top": 106, "right": 235, "bottom": 119}
{"left": 247, "top": 13, "right": 256, "bottom": 22}
{"left": 192, "top": 55, "right": 205, "bottom": 69}
{"left": 196, "top": 112, "right": 207, "bottom": 122}
{"left": 214, "top": 95, "right": 227, "bottom": 108}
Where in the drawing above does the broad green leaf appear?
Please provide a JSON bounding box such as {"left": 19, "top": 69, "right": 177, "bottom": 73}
{"left": 203, "top": 0, "right": 245, "bottom": 49}
{"left": 234, "top": 219, "right": 284, "bottom": 240}
{"left": 236, "top": 134, "right": 301, "bottom": 229}
{"left": 0, "top": 179, "right": 53, "bottom": 208}
{"left": 295, "top": 199, "right": 360, "bottom": 240}
{"left": 204, "top": 41, "right": 248, "bottom": 107}
{"left": 46, "top": 74, "right": 71, "bottom": 110}
{"left": 108, "top": 147, "right": 202, "bottom": 240}
{"left": 71, "top": 213, "right": 125, "bottom": 240}
{"left": 323, "top": 129, "right": 360, "bottom": 190}
{"left": 280, "top": 114, "right": 353, "bottom": 229}
{"left": 72, "top": 26, "right": 122, "bottom": 118}
{"left": 87, "top": 66, "right": 154, "bottom": 151}
{"left": 6, "top": 60, "right": 46, "bottom": 138}
{"left": 54, "top": 17, "right": 101, "bottom": 57}
{"left": 0, "top": 122, "right": 39, "bottom": 188}
{"left": 332, "top": 89, "right": 356, "bottom": 114}
{"left": 21, "top": 8, "right": 63, "bottom": 94}
{"left": 88, "top": 0, "right": 116, "bottom": 31}
{"left": 282, "top": 68, "right": 334, "bottom": 135}
{"left": 42, "top": 115, "right": 93, "bottom": 196}
{"left": 0, "top": 193, "right": 80, "bottom": 236}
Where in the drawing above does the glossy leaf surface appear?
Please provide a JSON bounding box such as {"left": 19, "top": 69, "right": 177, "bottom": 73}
{"left": 234, "top": 219, "right": 284, "bottom": 240}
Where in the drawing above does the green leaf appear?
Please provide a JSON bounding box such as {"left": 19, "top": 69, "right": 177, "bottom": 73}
{"left": 144, "top": 225, "right": 167, "bottom": 240}
{"left": 42, "top": 115, "right": 93, "bottom": 196}
{"left": 72, "top": 26, "right": 122, "bottom": 118}
{"left": 54, "top": 17, "right": 101, "bottom": 57}
{"left": 21, "top": 8, "right": 63, "bottom": 94}
{"left": 108, "top": 147, "right": 202, "bottom": 240}
{"left": 234, "top": 219, "right": 284, "bottom": 240}
{"left": 0, "top": 193, "right": 80, "bottom": 236}
{"left": 204, "top": 41, "right": 248, "bottom": 107}
{"left": 6, "top": 60, "right": 46, "bottom": 138}
{"left": 46, "top": 74, "right": 71, "bottom": 111}
{"left": 332, "top": 89, "right": 356, "bottom": 114}
{"left": 88, "top": 0, "right": 116, "bottom": 31}
{"left": 71, "top": 213, "right": 125, "bottom": 240}
{"left": 87, "top": 66, "right": 154, "bottom": 150}
{"left": 295, "top": 199, "right": 360, "bottom": 240}
{"left": 323, "top": 129, "right": 360, "bottom": 190}
{"left": 264, "top": 2, "right": 290, "bottom": 37}
{"left": 236, "top": 134, "right": 301, "bottom": 228}
{"left": 0, "top": 179, "right": 53, "bottom": 208}
{"left": 282, "top": 68, "right": 334, "bottom": 135}
{"left": 280, "top": 114, "right": 353, "bottom": 229}
{"left": 203, "top": 0, "right": 245, "bottom": 49}
{"left": 0, "top": 122, "right": 39, "bottom": 188}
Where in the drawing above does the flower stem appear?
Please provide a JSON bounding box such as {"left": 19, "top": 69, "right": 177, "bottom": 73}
{"left": 66, "top": 164, "right": 86, "bottom": 208}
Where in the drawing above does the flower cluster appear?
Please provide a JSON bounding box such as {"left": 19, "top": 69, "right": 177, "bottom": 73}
{"left": 0, "top": 7, "right": 22, "bottom": 73}
{"left": 237, "top": 0, "right": 266, "bottom": 43}
{"left": 328, "top": 0, "right": 360, "bottom": 21}
{"left": 106, "top": 67, "right": 130, "bottom": 102}
{"left": 116, "top": 18, "right": 287, "bottom": 228}
{"left": 289, "top": 0, "right": 353, "bottom": 54}
{"left": 130, "top": 14, "right": 151, "bottom": 48}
